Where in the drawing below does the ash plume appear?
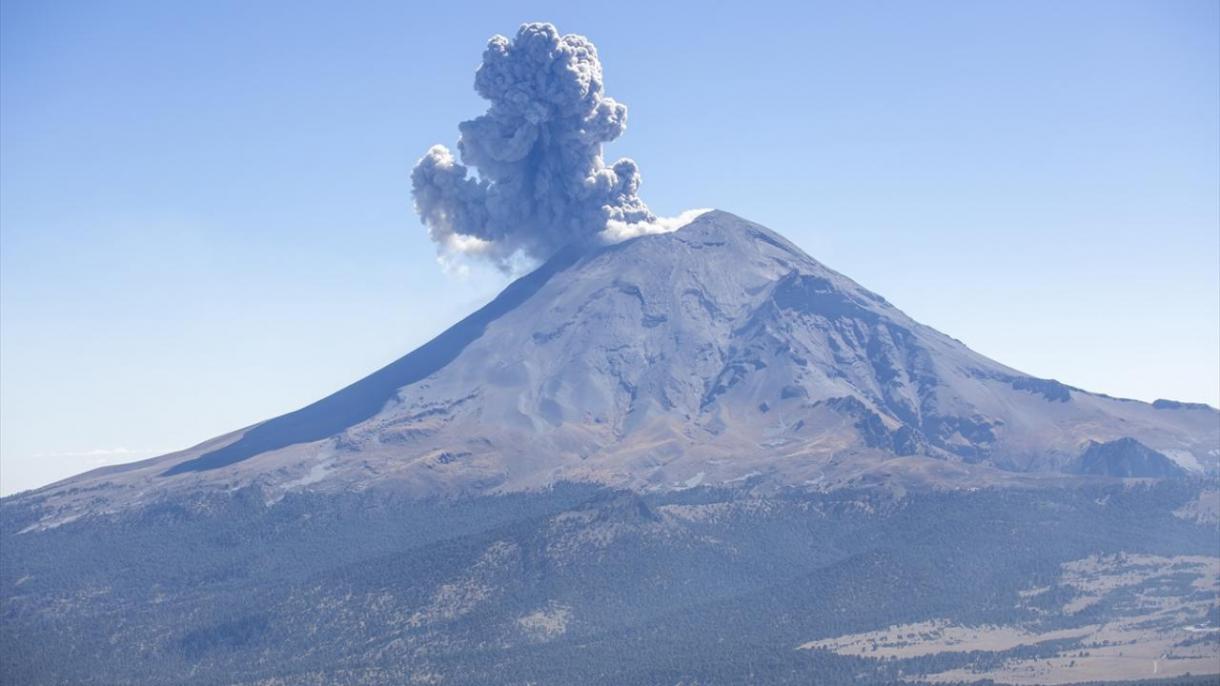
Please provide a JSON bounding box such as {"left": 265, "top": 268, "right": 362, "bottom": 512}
{"left": 411, "top": 22, "right": 656, "bottom": 271}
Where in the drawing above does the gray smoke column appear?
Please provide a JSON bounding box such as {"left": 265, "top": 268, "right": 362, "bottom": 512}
{"left": 412, "top": 22, "right": 654, "bottom": 270}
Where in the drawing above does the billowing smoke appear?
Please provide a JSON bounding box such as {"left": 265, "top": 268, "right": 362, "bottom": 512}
{"left": 412, "top": 22, "right": 660, "bottom": 271}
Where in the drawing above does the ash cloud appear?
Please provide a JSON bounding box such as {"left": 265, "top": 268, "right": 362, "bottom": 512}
{"left": 412, "top": 22, "right": 658, "bottom": 271}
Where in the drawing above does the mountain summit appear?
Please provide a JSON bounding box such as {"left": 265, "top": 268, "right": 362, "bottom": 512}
{"left": 5, "top": 212, "right": 1219, "bottom": 686}
{"left": 16, "top": 211, "right": 1218, "bottom": 519}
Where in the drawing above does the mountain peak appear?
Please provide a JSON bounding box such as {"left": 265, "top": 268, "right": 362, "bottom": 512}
{"left": 13, "top": 213, "right": 1218, "bottom": 518}
{"left": 659, "top": 209, "right": 804, "bottom": 251}
{"left": 611, "top": 209, "right": 824, "bottom": 276}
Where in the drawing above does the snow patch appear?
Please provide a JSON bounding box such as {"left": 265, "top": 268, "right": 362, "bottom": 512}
{"left": 1162, "top": 449, "right": 1204, "bottom": 473}
{"left": 602, "top": 208, "right": 711, "bottom": 243}
{"left": 677, "top": 472, "right": 705, "bottom": 489}
{"left": 723, "top": 471, "right": 762, "bottom": 484}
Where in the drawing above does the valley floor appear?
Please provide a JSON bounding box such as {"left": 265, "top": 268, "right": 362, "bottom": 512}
{"left": 2, "top": 481, "right": 1218, "bottom": 685}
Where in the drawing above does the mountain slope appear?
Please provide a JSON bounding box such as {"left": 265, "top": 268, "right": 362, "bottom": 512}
{"left": 3, "top": 211, "right": 1218, "bottom": 686}
{"left": 12, "top": 211, "right": 1218, "bottom": 522}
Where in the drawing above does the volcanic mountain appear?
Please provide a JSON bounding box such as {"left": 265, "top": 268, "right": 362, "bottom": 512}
{"left": 5, "top": 211, "right": 1219, "bottom": 686}
{"left": 16, "top": 211, "right": 1216, "bottom": 523}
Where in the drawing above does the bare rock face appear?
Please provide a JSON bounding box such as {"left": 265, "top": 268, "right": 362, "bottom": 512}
{"left": 1072, "top": 438, "right": 1188, "bottom": 478}
{"left": 12, "top": 211, "right": 1218, "bottom": 520}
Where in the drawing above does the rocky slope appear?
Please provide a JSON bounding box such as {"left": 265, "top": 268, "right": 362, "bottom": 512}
{"left": 10, "top": 211, "right": 1218, "bottom": 525}
{"left": 4, "top": 210, "right": 1218, "bottom": 685}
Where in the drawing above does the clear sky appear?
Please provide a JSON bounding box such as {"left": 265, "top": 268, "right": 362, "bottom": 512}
{"left": 2, "top": 0, "right": 1217, "bottom": 495}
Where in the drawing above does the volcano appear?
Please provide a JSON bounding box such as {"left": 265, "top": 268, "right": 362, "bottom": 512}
{"left": 3, "top": 212, "right": 1218, "bottom": 686}
{"left": 17, "top": 211, "right": 1217, "bottom": 518}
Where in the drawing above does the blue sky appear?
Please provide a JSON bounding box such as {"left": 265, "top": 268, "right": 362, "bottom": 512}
{"left": 2, "top": 0, "right": 1217, "bottom": 494}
